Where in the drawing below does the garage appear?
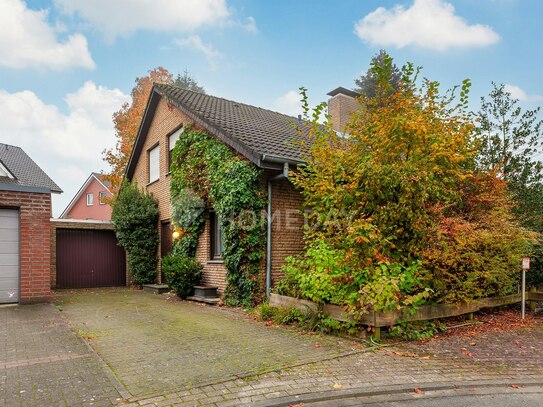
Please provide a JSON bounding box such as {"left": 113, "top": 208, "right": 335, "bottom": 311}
{"left": 56, "top": 228, "right": 126, "bottom": 289}
{"left": 0, "top": 209, "right": 19, "bottom": 303}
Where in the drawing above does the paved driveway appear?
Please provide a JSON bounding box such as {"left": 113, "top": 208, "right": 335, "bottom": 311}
{"left": 55, "top": 289, "right": 358, "bottom": 398}
{"left": 0, "top": 303, "right": 124, "bottom": 407}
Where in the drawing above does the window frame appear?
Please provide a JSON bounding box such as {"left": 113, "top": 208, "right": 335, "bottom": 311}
{"left": 98, "top": 191, "right": 107, "bottom": 205}
{"left": 86, "top": 193, "right": 94, "bottom": 206}
{"left": 210, "top": 212, "right": 224, "bottom": 260}
{"left": 168, "top": 125, "right": 184, "bottom": 168}
{"left": 148, "top": 143, "right": 160, "bottom": 184}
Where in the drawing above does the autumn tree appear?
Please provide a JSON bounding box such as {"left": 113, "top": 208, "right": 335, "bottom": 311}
{"left": 102, "top": 67, "right": 173, "bottom": 195}
{"left": 280, "top": 62, "right": 535, "bottom": 315}
{"left": 477, "top": 83, "right": 543, "bottom": 285}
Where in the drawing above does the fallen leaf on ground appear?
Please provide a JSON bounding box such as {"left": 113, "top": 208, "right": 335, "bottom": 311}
{"left": 414, "top": 387, "right": 423, "bottom": 394}
{"left": 511, "top": 384, "right": 520, "bottom": 389}
{"left": 333, "top": 383, "right": 342, "bottom": 389}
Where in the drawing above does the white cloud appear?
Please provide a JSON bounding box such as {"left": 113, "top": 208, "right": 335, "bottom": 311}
{"left": 54, "top": 0, "right": 230, "bottom": 38}
{"left": 273, "top": 90, "right": 303, "bottom": 117}
{"left": 0, "top": 0, "right": 94, "bottom": 70}
{"left": 173, "top": 35, "right": 223, "bottom": 68}
{"left": 354, "top": 0, "right": 500, "bottom": 51}
{"left": 0, "top": 82, "right": 128, "bottom": 215}
{"left": 504, "top": 84, "right": 543, "bottom": 102}
{"left": 242, "top": 16, "right": 258, "bottom": 34}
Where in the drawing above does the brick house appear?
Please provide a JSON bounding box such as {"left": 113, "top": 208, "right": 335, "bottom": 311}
{"left": 60, "top": 172, "right": 113, "bottom": 221}
{"left": 0, "top": 143, "right": 62, "bottom": 304}
{"left": 125, "top": 84, "right": 358, "bottom": 295}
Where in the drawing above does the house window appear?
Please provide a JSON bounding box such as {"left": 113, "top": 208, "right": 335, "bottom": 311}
{"left": 168, "top": 126, "right": 184, "bottom": 167}
{"left": 210, "top": 212, "right": 224, "bottom": 260}
{"left": 148, "top": 144, "right": 159, "bottom": 183}
{"left": 86, "top": 193, "right": 94, "bottom": 206}
{"left": 99, "top": 191, "right": 107, "bottom": 205}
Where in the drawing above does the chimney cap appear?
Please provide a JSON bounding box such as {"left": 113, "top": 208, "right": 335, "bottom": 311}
{"left": 327, "top": 87, "right": 360, "bottom": 99}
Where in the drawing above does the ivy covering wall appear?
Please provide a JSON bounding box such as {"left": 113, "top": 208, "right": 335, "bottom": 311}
{"left": 169, "top": 128, "right": 266, "bottom": 306}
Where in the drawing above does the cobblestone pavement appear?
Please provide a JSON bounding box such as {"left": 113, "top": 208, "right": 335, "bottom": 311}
{"left": 55, "top": 289, "right": 357, "bottom": 398}
{"left": 0, "top": 304, "right": 124, "bottom": 407}
{"left": 55, "top": 288, "right": 543, "bottom": 407}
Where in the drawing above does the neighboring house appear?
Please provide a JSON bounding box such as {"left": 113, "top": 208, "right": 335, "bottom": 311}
{"left": 0, "top": 143, "right": 62, "bottom": 304}
{"left": 125, "top": 84, "right": 358, "bottom": 294}
{"left": 60, "top": 173, "right": 113, "bottom": 220}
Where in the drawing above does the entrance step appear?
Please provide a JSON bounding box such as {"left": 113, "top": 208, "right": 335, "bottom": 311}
{"left": 188, "top": 285, "right": 220, "bottom": 305}
{"left": 143, "top": 284, "right": 170, "bottom": 295}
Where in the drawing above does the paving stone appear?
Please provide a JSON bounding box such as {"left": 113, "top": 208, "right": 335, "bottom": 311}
{"left": 0, "top": 304, "right": 123, "bottom": 406}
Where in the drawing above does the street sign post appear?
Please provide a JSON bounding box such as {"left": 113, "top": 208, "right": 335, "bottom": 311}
{"left": 521, "top": 257, "right": 530, "bottom": 319}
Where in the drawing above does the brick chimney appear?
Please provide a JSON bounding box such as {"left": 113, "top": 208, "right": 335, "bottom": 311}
{"left": 327, "top": 87, "right": 360, "bottom": 132}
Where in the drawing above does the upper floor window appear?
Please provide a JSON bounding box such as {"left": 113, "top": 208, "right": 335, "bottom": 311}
{"left": 148, "top": 144, "right": 159, "bottom": 183}
{"left": 168, "top": 126, "right": 184, "bottom": 167}
{"left": 86, "top": 193, "right": 94, "bottom": 206}
{"left": 99, "top": 191, "right": 107, "bottom": 205}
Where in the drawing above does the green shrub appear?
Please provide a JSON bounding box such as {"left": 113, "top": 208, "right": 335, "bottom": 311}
{"left": 162, "top": 254, "right": 203, "bottom": 299}
{"left": 254, "top": 304, "right": 310, "bottom": 325}
{"left": 389, "top": 320, "right": 445, "bottom": 340}
{"left": 112, "top": 181, "right": 159, "bottom": 285}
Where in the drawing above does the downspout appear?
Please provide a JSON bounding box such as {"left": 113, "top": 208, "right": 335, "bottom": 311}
{"left": 266, "top": 162, "right": 289, "bottom": 298}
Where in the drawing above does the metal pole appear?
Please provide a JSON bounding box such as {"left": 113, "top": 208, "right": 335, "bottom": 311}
{"left": 522, "top": 269, "right": 526, "bottom": 320}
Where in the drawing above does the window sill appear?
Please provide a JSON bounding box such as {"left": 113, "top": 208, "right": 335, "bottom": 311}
{"left": 146, "top": 179, "right": 159, "bottom": 187}
{"left": 207, "top": 260, "right": 224, "bottom": 264}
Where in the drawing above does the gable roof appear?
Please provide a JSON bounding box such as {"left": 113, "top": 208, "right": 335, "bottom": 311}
{"left": 0, "top": 143, "right": 62, "bottom": 194}
{"left": 126, "top": 84, "right": 310, "bottom": 179}
{"left": 60, "top": 173, "right": 112, "bottom": 218}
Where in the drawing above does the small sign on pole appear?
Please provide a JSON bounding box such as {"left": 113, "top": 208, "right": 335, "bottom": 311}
{"left": 521, "top": 258, "right": 530, "bottom": 319}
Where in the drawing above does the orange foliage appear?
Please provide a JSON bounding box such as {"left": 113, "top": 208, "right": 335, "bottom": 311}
{"left": 102, "top": 67, "right": 173, "bottom": 195}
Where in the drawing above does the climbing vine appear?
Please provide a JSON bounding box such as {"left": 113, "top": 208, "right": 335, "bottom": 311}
{"left": 169, "top": 128, "right": 266, "bottom": 306}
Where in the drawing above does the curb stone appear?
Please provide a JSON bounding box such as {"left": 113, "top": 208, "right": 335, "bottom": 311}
{"left": 251, "top": 379, "right": 543, "bottom": 407}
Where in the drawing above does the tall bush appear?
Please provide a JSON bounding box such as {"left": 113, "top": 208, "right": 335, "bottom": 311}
{"left": 112, "top": 180, "right": 159, "bottom": 285}
{"left": 281, "top": 60, "right": 536, "bottom": 316}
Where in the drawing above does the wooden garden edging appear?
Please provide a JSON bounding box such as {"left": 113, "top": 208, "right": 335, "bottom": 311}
{"left": 270, "top": 292, "right": 539, "bottom": 328}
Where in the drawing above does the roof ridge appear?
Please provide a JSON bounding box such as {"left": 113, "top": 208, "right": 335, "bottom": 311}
{"left": 157, "top": 83, "right": 303, "bottom": 122}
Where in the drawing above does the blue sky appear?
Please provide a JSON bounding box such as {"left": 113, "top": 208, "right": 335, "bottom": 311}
{"left": 1, "top": 0, "right": 542, "bottom": 216}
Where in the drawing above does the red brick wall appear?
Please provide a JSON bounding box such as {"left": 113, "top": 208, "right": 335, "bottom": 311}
{"left": 195, "top": 219, "right": 227, "bottom": 293}
{"left": 0, "top": 190, "right": 52, "bottom": 303}
{"left": 267, "top": 175, "right": 305, "bottom": 287}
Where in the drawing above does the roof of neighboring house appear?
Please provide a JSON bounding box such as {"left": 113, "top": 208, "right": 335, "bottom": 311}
{"left": 59, "top": 173, "right": 112, "bottom": 218}
{"left": 126, "top": 84, "right": 311, "bottom": 179}
{"left": 92, "top": 172, "right": 112, "bottom": 189}
{"left": 0, "top": 143, "right": 62, "bottom": 194}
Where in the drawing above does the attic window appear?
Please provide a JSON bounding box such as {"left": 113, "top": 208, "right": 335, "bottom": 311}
{"left": 0, "top": 161, "right": 14, "bottom": 179}
{"left": 168, "top": 126, "right": 184, "bottom": 167}
{"left": 99, "top": 191, "right": 107, "bottom": 205}
{"left": 86, "top": 193, "right": 94, "bottom": 206}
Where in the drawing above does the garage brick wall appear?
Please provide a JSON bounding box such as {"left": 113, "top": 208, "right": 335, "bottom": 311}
{"left": 0, "top": 190, "right": 52, "bottom": 303}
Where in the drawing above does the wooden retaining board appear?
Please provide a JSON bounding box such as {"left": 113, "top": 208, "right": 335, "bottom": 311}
{"left": 270, "top": 292, "right": 527, "bottom": 327}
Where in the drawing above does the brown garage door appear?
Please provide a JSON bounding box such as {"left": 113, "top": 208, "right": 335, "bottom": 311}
{"left": 56, "top": 229, "right": 126, "bottom": 288}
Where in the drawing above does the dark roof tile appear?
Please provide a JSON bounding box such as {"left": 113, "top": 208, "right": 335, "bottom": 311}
{"left": 0, "top": 143, "right": 62, "bottom": 193}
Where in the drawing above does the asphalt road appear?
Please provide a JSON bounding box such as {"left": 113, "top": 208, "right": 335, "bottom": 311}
{"left": 302, "top": 386, "right": 543, "bottom": 407}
